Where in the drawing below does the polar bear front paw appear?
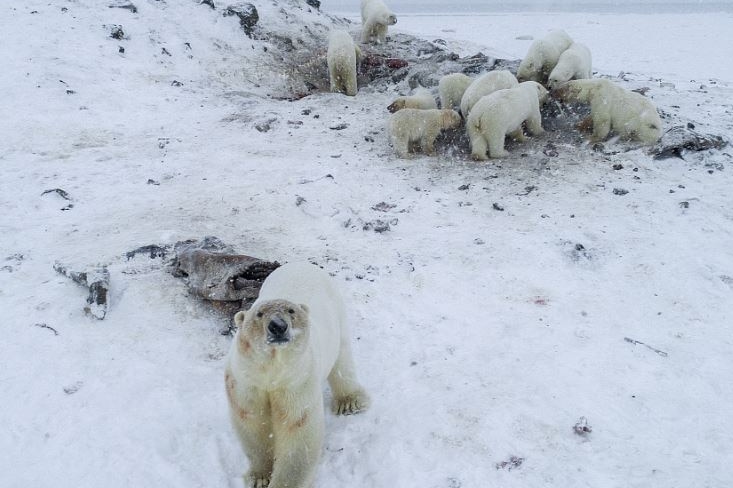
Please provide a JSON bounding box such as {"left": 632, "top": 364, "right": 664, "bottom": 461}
{"left": 245, "top": 471, "right": 270, "bottom": 488}
{"left": 333, "top": 390, "right": 370, "bottom": 415}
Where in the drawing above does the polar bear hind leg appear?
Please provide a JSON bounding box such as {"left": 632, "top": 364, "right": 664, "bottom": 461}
{"left": 468, "top": 123, "right": 489, "bottom": 160}
{"left": 487, "top": 129, "right": 509, "bottom": 158}
{"left": 509, "top": 127, "right": 527, "bottom": 142}
{"left": 525, "top": 107, "right": 544, "bottom": 136}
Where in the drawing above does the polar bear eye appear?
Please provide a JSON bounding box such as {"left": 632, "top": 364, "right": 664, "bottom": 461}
{"left": 256, "top": 312, "right": 264, "bottom": 318}
{"left": 288, "top": 308, "right": 295, "bottom": 314}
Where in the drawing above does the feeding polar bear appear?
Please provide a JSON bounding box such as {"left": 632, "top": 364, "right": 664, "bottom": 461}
{"left": 467, "top": 81, "right": 549, "bottom": 160}
{"left": 547, "top": 42, "right": 592, "bottom": 90}
{"left": 327, "top": 30, "right": 361, "bottom": 96}
{"left": 517, "top": 29, "right": 574, "bottom": 84}
{"left": 438, "top": 73, "right": 473, "bottom": 112}
{"left": 553, "top": 78, "right": 663, "bottom": 145}
{"left": 387, "top": 87, "right": 437, "bottom": 112}
{"left": 225, "top": 262, "right": 369, "bottom": 488}
{"left": 361, "top": 0, "right": 397, "bottom": 44}
{"left": 459, "top": 70, "right": 518, "bottom": 117}
{"left": 389, "top": 108, "right": 462, "bottom": 158}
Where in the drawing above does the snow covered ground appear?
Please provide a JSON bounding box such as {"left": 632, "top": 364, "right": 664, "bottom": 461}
{"left": 1, "top": 1, "right": 732, "bottom": 487}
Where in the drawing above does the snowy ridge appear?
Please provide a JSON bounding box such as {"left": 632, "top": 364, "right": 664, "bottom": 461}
{"left": 1, "top": 1, "right": 732, "bottom": 488}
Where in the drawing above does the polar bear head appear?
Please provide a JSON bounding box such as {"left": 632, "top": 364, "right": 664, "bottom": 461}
{"left": 519, "top": 80, "right": 549, "bottom": 104}
{"left": 441, "top": 109, "right": 462, "bottom": 129}
{"left": 516, "top": 54, "right": 542, "bottom": 83}
{"left": 385, "top": 13, "right": 397, "bottom": 25}
{"left": 234, "top": 299, "right": 311, "bottom": 358}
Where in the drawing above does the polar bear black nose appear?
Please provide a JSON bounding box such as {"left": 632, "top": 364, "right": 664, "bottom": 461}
{"left": 267, "top": 317, "right": 288, "bottom": 338}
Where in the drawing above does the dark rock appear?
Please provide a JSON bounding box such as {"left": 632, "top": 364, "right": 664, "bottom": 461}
{"left": 109, "top": 25, "right": 126, "bottom": 40}
{"left": 305, "top": 0, "right": 320, "bottom": 9}
{"left": 329, "top": 123, "right": 348, "bottom": 130}
{"left": 495, "top": 456, "right": 524, "bottom": 471}
{"left": 108, "top": 3, "right": 137, "bottom": 13}
{"left": 224, "top": 3, "right": 259, "bottom": 38}
{"left": 126, "top": 244, "right": 169, "bottom": 260}
{"left": 613, "top": 188, "right": 629, "bottom": 196}
{"left": 200, "top": 0, "right": 216, "bottom": 8}
{"left": 171, "top": 80, "right": 183, "bottom": 86}
{"left": 363, "top": 219, "right": 395, "bottom": 233}
{"left": 492, "top": 203, "right": 504, "bottom": 211}
{"left": 612, "top": 163, "right": 624, "bottom": 170}
{"left": 54, "top": 263, "right": 110, "bottom": 320}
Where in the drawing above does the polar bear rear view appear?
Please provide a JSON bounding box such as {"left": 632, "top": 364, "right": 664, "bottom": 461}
{"left": 225, "top": 262, "right": 369, "bottom": 488}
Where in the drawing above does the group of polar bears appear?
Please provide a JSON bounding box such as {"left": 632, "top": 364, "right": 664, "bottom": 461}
{"left": 388, "top": 29, "right": 663, "bottom": 159}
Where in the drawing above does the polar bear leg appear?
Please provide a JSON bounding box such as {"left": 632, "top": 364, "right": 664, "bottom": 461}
{"left": 269, "top": 390, "right": 325, "bottom": 488}
{"left": 525, "top": 108, "right": 544, "bottom": 136}
{"left": 392, "top": 135, "right": 412, "bottom": 158}
{"left": 487, "top": 130, "right": 509, "bottom": 158}
{"left": 376, "top": 24, "right": 387, "bottom": 43}
{"left": 590, "top": 114, "right": 611, "bottom": 143}
{"left": 361, "top": 22, "right": 374, "bottom": 43}
{"left": 467, "top": 123, "right": 489, "bottom": 161}
{"left": 344, "top": 70, "right": 357, "bottom": 97}
{"left": 509, "top": 128, "right": 526, "bottom": 142}
{"left": 230, "top": 390, "right": 274, "bottom": 486}
{"left": 421, "top": 128, "right": 440, "bottom": 155}
{"left": 329, "top": 341, "right": 370, "bottom": 415}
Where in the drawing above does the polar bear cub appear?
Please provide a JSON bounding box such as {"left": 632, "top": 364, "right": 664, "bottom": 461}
{"left": 438, "top": 73, "right": 473, "bottom": 112}
{"left": 327, "top": 30, "right": 361, "bottom": 96}
{"left": 459, "top": 70, "right": 519, "bottom": 118}
{"left": 547, "top": 42, "right": 592, "bottom": 90}
{"left": 389, "top": 108, "right": 462, "bottom": 158}
{"left": 517, "top": 29, "right": 574, "bottom": 84}
{"left": 387, "top": 87, "right": 437, "bottom": 113}
{"left": 225, "top": 262, "right": 369, "bottom": 488}
{"left": 361, "top": 0, "right": 397, "bottom": 44}
{"left": 467, "top": 81, "right": 549, "bottom": 160}
{"left": 553, "top": 78, "right": 663, "bottom": 145}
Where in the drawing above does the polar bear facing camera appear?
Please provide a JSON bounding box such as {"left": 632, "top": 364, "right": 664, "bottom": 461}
{"left": 387, "top": 87, "right": 437, "bottom": 113}
{"left": 517, "top": 29, "right": 574, "bottom": 84}
{"left": 361, "top": 0, "right": 397, "bottom": 44}
{"left": 553, "top": 78, "right": 662, "bottom": 145}
{"left": 225, "top": 262, "right": 369, "bottom": 488}
{"left": 467, "top": 81, "right": 549, "bottom": 160}
{"left": 459, "top": 70, "right": 519, "bottom": 118}
{"left": 327, "top": 30, "right": 361, "bottom": 96}
{"left": 547, "top": 42, "right": 592, "bottom": 90}
{"left": 438, "top": 73, "right": 473, "bottom": 112}
{"left": 389, "top": 108, "right": 462, "bottom": 158}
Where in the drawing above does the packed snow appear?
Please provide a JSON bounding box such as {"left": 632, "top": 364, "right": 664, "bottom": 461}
{"left": 1, "top": 1, "right": 732, "bottom": 488}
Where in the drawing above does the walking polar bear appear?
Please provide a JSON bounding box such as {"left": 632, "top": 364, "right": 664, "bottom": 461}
{"left": 460, "top": 70, "right": 518, "bottom": 117}
{"left": 361, "top": 0, "right": 397, "bottom": 44}
{"left": 547, "top": 42, "right": 592, "bottom": 90}
{"left": 389, "top": 108, "right": 462, "bottom": 158}
{"left": 225, "top": 262, "right": 369, "bottom": 488}
{"left": 467, "top": 81, "right": 549, "bottom": 160}
{"left": 327, "top": 30, "right": 361, "bottom": 96}
{"left": 387, "top": 87, "right": 437, "bottom": 112}
{"left": 517, "top": 29, "right": 574, "bottom": 84}
{"left": 438, "top": 73, "right": 473, "bottom": 112}
{"left": 553, "top": 78, "right": 663, "bottom": 145}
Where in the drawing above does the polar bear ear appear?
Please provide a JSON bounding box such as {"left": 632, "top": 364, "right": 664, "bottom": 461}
{"left": 234, "top": 311, "right": 247, "bottom": 329}
{"left": 299, "top": 304, "right": 310, "bottom": 315}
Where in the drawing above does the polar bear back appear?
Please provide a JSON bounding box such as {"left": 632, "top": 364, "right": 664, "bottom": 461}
{"left": 460, "top": 70, "right": 518, "bottom": 117}
{"left": 439, "top": 73, "right": 473, "bottom": 111}
{"left": 256, "top": 262, "right": 345, "bottom": 377}
{"left": 469, "top": 82, "right": 543, "bottom": 133}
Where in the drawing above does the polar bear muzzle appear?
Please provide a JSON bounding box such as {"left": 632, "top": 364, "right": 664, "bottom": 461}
{"left": 267, "top": 315, "right": 290, "bottom": 344}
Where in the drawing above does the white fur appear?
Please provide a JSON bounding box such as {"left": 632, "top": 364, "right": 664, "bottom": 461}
{"left": 438, "top": 73, "right": 473, "bottom": 111}
{"left": 467, "top": 81, "right": 549, "bottom": 160}
{"left": 554, "top": 78, "right": 663, "bottom": 145}
{"left": 361, "top": 0, "right": 397, "bottom": 44}
{"left": 226, "top": 262, "right": 369, "bottom": 488}
{"left": 516, "top": 29, "right": 574, "bottom": 84}
{"left": 547, "top": 42, "right": 592, "bottom": 90}
{"left": 459, "top": 70, "right": 519, "bottom": 117}
{"left": 327, "top": 30, "right": 361, "bottom": 96}
{"left": 389, "top": 108, "right": 462, "bottom": 158}
{"left": 387, "top": 87, "right": 437, "bottom": 112}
